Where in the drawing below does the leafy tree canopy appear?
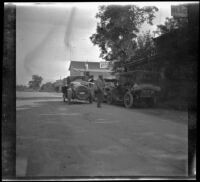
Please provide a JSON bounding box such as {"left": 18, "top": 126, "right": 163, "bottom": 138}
{"left": 90, "top": 5, "right": 158, "bottom": 71}
{"left": 40, "top": 82, "right": 56, "bottom": 92}
{"left": 28, "top": 75, "right": 43, "bottom": 90}
{"left": 153, "top": 14, "right": 198, "bottom": 81}
{"left": 154, "top": 17, "right": 188, "bottom": 36}
{"left": 134, "top": 31, "right": 156, "bottom": 59}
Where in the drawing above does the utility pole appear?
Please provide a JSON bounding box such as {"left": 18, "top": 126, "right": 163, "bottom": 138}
{"left": 69, "top": 45, "right": 71, "bottom": 60}
{"left": 70, "top": 45, "right": 75, "bottom": 61}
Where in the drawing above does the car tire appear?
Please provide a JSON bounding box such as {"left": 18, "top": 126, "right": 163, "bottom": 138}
{"left": 124, "top": 92, "right": 133, "bottom": 108}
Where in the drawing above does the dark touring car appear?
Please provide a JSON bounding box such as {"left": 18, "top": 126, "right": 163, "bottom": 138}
{"left": 106, "top": 70, "right": 161, "bottom": 108}
{"left": 62, "top": 76, "right": 94, "bottom": 104}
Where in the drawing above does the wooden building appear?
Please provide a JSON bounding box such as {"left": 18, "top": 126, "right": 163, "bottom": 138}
{"left": 68, "top": 60, "right": 114, "bottom": 80}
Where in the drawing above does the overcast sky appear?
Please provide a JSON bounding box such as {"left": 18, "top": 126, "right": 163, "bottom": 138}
{"left": 16, "top": 2, "right": 193, "bottom": 85}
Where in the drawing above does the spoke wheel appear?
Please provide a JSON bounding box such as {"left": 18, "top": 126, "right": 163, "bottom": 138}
{"left": 124, "top": 92, "right": 133, "bottom": 108}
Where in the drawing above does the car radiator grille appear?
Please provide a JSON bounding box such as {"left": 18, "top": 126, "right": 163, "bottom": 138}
{"left": 75, "top": 86, "right": 89, "bottom": 100}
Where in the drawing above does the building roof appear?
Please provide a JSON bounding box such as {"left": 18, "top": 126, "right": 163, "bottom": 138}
{"left": 69, "top": 60, "right": 101, "bottom": 70}
{"left": 71, "top": 67, "right": 112, "bottom": 73}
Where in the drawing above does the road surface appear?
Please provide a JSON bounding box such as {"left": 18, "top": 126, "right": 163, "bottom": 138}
{"left": 16, "top": 92, "right": 188, "bottom": 177}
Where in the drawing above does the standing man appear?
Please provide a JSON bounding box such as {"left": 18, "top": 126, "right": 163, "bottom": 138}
{"left": 95, "top": 75, "right": 105, "bottom": 108}
{"left": 89, "top": 75, "right": 95, "bottom": 100}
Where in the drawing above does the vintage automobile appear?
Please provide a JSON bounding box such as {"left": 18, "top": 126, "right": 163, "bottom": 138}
{"left": 106, "top": 70, "right": 161, "bottom": 108}
{"left": 103, "top": 78, "right": 117, "bottom": 102}
{"left": 62, "top": 76, "right": 94, "bottom": 104}
{"left": 105, "top": 82, "right": 127, "bottom": 105}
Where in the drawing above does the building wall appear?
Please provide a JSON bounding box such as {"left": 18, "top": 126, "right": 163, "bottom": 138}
{"left": 70, "top": 69, "right": 84, "bottom": 76}
{"left": 70, "top": 68, "right": 113, "bottom": 80}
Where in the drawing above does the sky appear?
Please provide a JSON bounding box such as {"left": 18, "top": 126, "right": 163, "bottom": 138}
{"left": 15, "top": 2, "right": 194, "bottom": 85}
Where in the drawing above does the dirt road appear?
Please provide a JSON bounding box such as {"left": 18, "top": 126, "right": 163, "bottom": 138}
{"left": 16, "top": 92, "right": 188, "bottom": 177}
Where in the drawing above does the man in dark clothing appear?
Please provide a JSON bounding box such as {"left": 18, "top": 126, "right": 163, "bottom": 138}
{"left": 88, "top": 75, "right": 94, "bottom": 99}
{"left": 95, "top": 75, "right": 105, "bottom": 108}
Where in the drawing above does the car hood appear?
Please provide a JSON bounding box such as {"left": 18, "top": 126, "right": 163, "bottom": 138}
{"left": 133, "top": 84, "right": 161, "bottom": 91}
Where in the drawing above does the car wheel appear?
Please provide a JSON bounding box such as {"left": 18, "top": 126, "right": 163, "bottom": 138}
{"left": 124, "top": 92, "right": 133, "bottom": 108}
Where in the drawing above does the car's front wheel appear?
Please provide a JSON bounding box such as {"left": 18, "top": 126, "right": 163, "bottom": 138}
{"left": 124, "top": 92, "right": 133, "bottom": 108}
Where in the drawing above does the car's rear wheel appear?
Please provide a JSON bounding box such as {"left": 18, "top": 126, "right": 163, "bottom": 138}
{"left": 124, "top": 92, "right": 133, "bottom": 108}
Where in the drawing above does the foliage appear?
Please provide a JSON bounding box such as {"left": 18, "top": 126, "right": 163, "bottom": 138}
{"left": 28, "top": 75, "right": 43, "bottom": 90}
{"left": 40, "top": 82, "right": 55, "bottom": 92}
{"left": 90, "top": 5, "right": 158, "bottom": 71}
{"left": 16, "top": 85, "right": 29, "bottom": 91}
{"left": 154, "top": 17, "right": 188, "bottom": 35}
{"left": 153, "top": 7, "right": 198, "bottom": 107}
{"left": 134, "top": 31, "right": 156, "bottom": 59}
{"left": 155, "top": 15, "right": 198, "bottom": 82}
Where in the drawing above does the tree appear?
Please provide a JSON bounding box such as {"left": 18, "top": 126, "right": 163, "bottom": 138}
{"left": 153, "top": 7, "right": 198, "bottom": 106}
{"left": 156, "top": 14, "right": 198, "bottom": 58}
{"left": 40, "top": 82, "right": 55, "bottom": 92}
{"left": 134, "top": 31, "right": 156, "bottom": 59}
{"left": 154, "top": 17, "right": 188, "bottom": 36}
{"left": 28, "top": 75, "right": 43, "bottom": 90}
{"left": 155, "top": 15, "right": 198, "bottom": 81}
{"left": 90, "top": 5, "right": 158, "bottom": 71}
{"left": 16, "top": 84, "right": 29, "bottom": 91}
